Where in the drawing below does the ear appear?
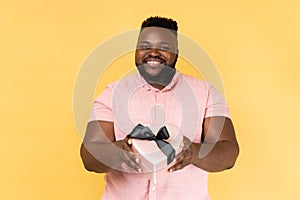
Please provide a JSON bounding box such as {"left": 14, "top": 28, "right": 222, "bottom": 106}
{"left": 175, "top": 49, "right": 179, "bottom": 57}
{"left": 174, "top": 52, "right": 179, "bottom": 64}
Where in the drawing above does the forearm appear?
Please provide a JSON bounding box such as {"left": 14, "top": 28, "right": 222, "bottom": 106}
{"left": 192, "top": 140, "right": 239, "bottom": 172}
{"left": 80, "top": 141, "right": 123, "bottom": 173}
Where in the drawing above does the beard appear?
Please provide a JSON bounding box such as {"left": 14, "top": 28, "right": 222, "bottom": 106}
{"left": 136, "top": 63, "right": 176, "bottom": 87}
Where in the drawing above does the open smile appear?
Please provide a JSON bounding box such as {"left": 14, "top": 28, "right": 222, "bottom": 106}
{"left": 143, "top": 58, "right": 165, "bottom": 67}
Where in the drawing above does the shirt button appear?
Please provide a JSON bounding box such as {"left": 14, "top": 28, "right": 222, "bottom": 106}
{"left": 152, "top": 186, "right": 156, "bottom": 191}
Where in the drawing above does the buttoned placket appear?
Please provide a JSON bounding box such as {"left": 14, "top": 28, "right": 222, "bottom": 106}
{"left": 148, "top": 90, "right": 166, "bottom": 200}
{"left": 153, "top": 90, "right": 166, "bottom": 126}
{"left": 148, "top": 180, "right": 158, "bottom": 200}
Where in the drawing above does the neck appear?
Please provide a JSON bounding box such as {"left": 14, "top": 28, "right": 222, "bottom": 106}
{"left": 151, "top": 83, "right": 165, "bottom": 90}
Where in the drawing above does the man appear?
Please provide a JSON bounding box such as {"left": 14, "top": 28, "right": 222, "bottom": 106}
{"left": 80, "top": 16, "right": 239, "bottom": 200}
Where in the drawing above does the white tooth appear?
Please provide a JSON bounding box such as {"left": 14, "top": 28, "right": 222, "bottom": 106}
{"left": 147, "top": 61, "right": 160, "bottom": 65}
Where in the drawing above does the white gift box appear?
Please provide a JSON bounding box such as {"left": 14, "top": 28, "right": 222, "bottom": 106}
{"left": 131, "top": 124, "right": 183, "bottom": 183}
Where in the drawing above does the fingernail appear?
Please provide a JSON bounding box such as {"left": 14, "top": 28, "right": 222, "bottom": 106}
{"left": 169, "top": 169, "right": 173, "bottom": 173}
{"left": 135, "top": 157, "right": 139, "bottom": 163}
{"left": 137, "top": 168, "right": 142, "bottom": 173}
{"left": 128, "top": 139, "right": 132, "bottom": 145}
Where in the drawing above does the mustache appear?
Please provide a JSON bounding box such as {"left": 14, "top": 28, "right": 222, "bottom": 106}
{"left": 143, "top": 55, "right": 166, "bottom": 63}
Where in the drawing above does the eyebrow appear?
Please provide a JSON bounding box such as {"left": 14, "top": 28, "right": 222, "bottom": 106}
{"left": 138, "top": 41, "right": 172, "bottom": 45}
{"left": 158, "top": 42, "right": 171, "bottom": 45}
{"left": 138, "top": 41, "right": 150, "bottom": 44}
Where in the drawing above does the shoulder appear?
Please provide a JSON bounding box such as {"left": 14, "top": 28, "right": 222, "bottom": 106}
{"left": 105, "top": 74, "right": 141, "bottom": 91}
{"left": 175, "top": 72, "right": 224, "bottom": 101}
{"left": 177, "top": 72, "right": 211, "bottom": 91}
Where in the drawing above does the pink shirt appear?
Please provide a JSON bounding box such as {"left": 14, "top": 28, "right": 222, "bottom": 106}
{"left": 89, "top": 71, "right": 230, "bottom": 200}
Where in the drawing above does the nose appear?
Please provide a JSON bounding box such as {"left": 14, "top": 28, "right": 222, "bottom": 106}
{"left": 149, "top": 48, "right": 160, "bottom": 56}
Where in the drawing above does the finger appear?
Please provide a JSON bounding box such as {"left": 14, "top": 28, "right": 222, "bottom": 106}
{"left": 123, "top": 137, "right": 132, "bottom": 148}
{"left": 120, "top": 146, "right": 139, "bottom": 163}
{"left": 127, "top": 151, "right": 140, "bottom": 163}
{"left": 168, "top": 160, "right": 188, "bottom": 173}
{"left": 169, "top": 150, "right": 193, "bottom": 173}
{"left": 169, "top": 163, "right": 187, "bottom": 172}
{"left": 125, "top": 159, "right": 142, "bottom": 172}
{"left": 127, "top": 138, "right": 132, "bottom": 145}
{"left": 180, "top": 139, "right": 184, "bottom": 148}
{"left": 182, "top": 136, "right": 192, "bottom": 150}
{"left": 168, "top": 152, "right": 184, "bottom": 173}
{"left": 174, "top": 151, "right": 185, "bottom": 163}
{"left": 122, "top": 143, "right": 133, "bottom": 152}
{"left": 122, "top": 151, "right": 142, "bottom": 172}
{"left": 174, "top": 147, "right": 192, "bottom": 161}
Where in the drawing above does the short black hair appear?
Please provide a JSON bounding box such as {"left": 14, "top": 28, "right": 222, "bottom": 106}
{"left": 140, "top": 16, "right": 178, "bottom": 37}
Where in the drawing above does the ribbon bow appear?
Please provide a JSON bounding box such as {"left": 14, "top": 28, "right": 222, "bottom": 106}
{"left": 127, "top": 124, "right": 175, "bottom": 165}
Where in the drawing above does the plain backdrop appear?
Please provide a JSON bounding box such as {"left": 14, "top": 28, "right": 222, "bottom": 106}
{"left": 1, "top": 0, "right": 299, "bottom": 199}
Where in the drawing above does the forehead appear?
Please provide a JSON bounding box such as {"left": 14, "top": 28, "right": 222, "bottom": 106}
{"left": 138, "top": 27, "right": 177, "bottom": 45}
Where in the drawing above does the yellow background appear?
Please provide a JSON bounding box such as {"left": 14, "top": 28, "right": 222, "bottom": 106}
{"left": 1, "top": 0, "right": 300, "bottom": 199}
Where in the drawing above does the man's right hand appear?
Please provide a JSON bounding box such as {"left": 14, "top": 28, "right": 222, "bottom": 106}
{"left": 81, "top": 121, "right": 143, "bottom": 173}
{"left": 114, "top": 137, "right": 142, "bottom": 173}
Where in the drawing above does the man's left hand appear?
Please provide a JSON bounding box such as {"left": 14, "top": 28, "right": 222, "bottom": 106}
{"left": 168, "top": 136, "right": 200, "bottom": 173}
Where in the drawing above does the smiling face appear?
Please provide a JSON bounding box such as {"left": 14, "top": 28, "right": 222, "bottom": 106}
{"left": 135, "top": 27, "right": 178, "bottom": 88}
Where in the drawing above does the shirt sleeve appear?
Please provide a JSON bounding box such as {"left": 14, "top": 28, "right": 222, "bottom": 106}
{"left": 88, "top": 84, "right": 114, "bottom": 122}
{"left": 204, "top": 83, "right": 230, "bottom": 118}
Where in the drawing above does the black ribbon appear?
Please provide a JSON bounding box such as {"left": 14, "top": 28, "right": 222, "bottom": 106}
{"left": 127, "top": 124, "right": 175, "bottom": 165}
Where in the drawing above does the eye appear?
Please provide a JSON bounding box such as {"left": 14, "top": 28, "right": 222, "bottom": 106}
{"left": 159, "top": 46, "right": 171, "bottom": 51}
{"left": 138, "top": 44, "right": 150, "bottom": 50}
